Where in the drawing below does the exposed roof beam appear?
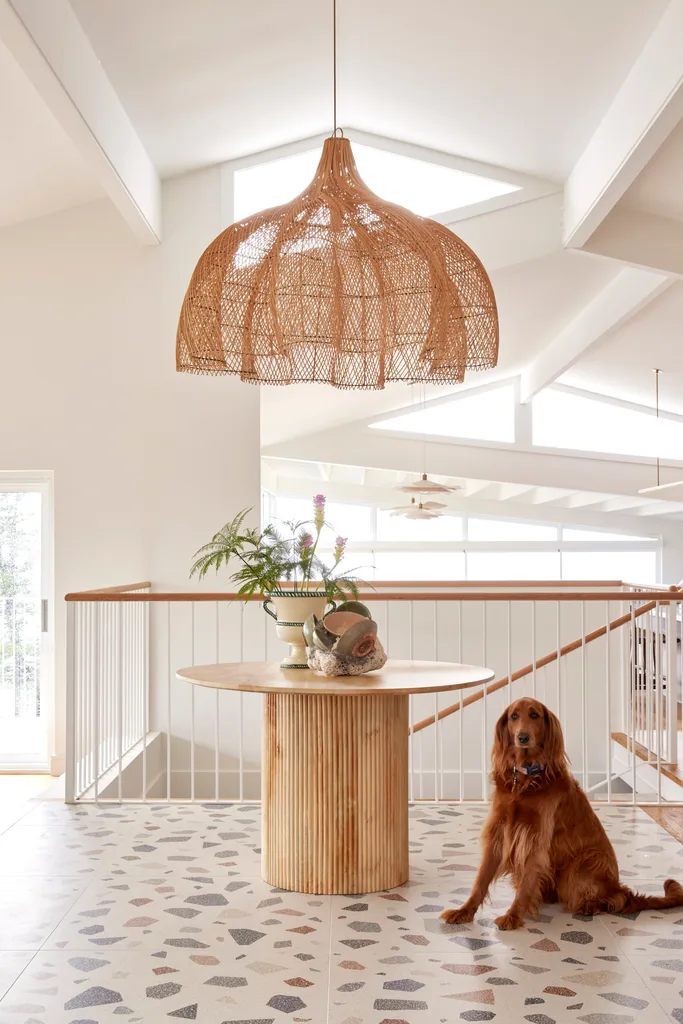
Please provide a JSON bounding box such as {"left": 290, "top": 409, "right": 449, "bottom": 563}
{"left": 519, "top": 267, "right": 672, "bottom": 403}
{"left": 581, "top": 207, "right": 683, "bottom": 277}
{"left": 593, "top": 496, "right": 650, "bottom": 513}
{"left": 262, "top": 427, "right": 680, "bottom": 505}
{"left": 525, "top": 487, "right": 576, "bottom": 505}
{"left": 0, "top": 0, "right": 160, "bottom": 243}
{"left": 632, "top": 501, "right": 683, "bottom": 517}
{"left": 564, "top": 0, "right": 683, "bottom": 249}
{"left": 559, "top": 492, "right": 615, "bottom": 509}
{"left": 450, "top": 192, "right": 562, "bottom": 272}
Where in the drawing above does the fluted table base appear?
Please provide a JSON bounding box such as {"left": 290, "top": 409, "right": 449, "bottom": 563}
{"left": 262, "top": 692, "right": 409, "bottom": 894}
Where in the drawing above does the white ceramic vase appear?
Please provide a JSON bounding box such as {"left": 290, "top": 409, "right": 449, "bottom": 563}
{"left": 263, "top": 591, "right": 334, "bottom": 668}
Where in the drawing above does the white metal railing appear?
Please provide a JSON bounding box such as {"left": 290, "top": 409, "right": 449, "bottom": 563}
{"left": 65, "top": 581, "right": 683, "bottom": 805}
{"left": 65, "top": 586, "right": 148, "bottom": 800}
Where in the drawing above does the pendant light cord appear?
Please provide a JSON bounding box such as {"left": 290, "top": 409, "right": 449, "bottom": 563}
{"left": 333, "top": 0, "right": 337, "bottom": 134}
{"left": 654, "top": 367, "right": 660, "bottom": 487}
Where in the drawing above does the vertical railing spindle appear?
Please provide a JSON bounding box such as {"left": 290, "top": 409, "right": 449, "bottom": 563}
{"left": 667, "top": 598, "right": 678, "bottom": 766}
{"left": 581, "top": 601, "right": 587, "bottom": 792}
{"left": 605, "top": 601, "right": 611, "bottom": 804}
{"left": 481, "top": 601, "right": 487, "bottom": 801}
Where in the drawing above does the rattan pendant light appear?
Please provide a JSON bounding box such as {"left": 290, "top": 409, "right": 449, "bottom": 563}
{"left": 176, "top": 4, "right": 499, "bottom": 389}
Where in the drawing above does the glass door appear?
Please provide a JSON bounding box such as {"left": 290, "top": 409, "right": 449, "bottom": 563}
{"left": 0, "top": 478, "right": 51, "bottom": 770}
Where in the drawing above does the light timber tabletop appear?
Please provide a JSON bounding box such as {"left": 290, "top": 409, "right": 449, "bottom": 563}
{"left": 177, "top": 659, "right": 494, "bottom": 894}
{"left": 176, "top": 659, "right": 494, "bottom": 695}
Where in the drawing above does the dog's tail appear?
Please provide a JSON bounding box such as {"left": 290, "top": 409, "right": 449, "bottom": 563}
{"left": 609, "top": 878, "right": 683, "bottom": 913}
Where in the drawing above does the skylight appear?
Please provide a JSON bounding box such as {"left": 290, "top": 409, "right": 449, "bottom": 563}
{"left": 369, "top": 385, "right": 515, "bottom": 443}
{"left": 562, "top": 528, "right": 655, "bottom": 542}
{"left": 532, "top": 388, "right": 683, "bottom": 461}
{"left": 233, "top": 143, "right": 520, "bottom": 221}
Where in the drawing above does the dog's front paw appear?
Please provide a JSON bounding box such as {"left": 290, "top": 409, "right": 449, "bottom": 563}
{"left": 494, "top": 911, "right": 523, "bottom": 931}
{"left": 440, "top": 905, "right": 475, "bottom": 925}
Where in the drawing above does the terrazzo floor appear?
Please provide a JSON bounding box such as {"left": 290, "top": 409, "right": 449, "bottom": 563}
{"left": 0, "top": 799, "right": 682, "bottom": 1022}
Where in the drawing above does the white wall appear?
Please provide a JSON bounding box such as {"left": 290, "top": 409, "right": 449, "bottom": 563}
{"left": 0, "top": 169, "right": 260, "bottom": 772}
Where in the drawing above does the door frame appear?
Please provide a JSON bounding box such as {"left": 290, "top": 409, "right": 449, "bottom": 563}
{"left": 0, "top": 471, "right": 53, "bottom": 772}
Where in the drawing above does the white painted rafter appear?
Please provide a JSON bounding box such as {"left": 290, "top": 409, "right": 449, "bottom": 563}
{"left": 265, "top": 469, "right": 674, "bottom": 533}
{"left": 581, "top": 207, "right": 683, "bottom": 278}
{"left": 519, "top": 267, "right": 672, "bottom": 403}
{"left": 564, "top": 0, "right": 683, "bottom": 249}
{"left": 0, "top": 0, "right": 160, "bottom": 243}
{"left": 452, "top": 192, "right": 562, "bottom": 273}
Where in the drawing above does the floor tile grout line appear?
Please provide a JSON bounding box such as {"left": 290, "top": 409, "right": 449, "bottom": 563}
{"left": 0, "top": 948, "right": 42, "bottom": 1005}
{"left": 623, "top": 950, "right": 680, "bottom": 1020}
{"left": 325, "top": 892, "right": 334, "bottom": 1023}
{"left": 34, "top": 872, "right": 101, "bottom": 956}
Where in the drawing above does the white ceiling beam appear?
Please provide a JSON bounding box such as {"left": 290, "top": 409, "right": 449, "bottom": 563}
{"left": 496, "top": 483, "right": 537, "bottom": 502}
{"left": 563, "top": 0, "right": 683, "bottom": 249}
{"left": 269, "top": 474, "right": 675, "bottom": 532}
{"left": 0, "top": 0, "right": 160, "bottom": 243}
{"left": 459, "top": 481, "right": 493, "bottom": 498}
{"left": 632, "top": 501, "right": 683, "bottom": 517}
{"left": 519, "top": 267, "right": 672, "bottom": 403}
{"left": 450, "top": 192, "right": 562, "bottom": 272}
{"left": 559, "top": 493, "right": 615, "bottom": 509}
{"left": 581, "top": 207, "right": 683, "bottom": 277}
{"left": 525, "top": 487, "right": 576, "bottom": 505}
{"left": 262, "top": 427, "right": 682, "bottom": 506}
{"left": 593, "top": 496, "right": 649, "bottom": 513}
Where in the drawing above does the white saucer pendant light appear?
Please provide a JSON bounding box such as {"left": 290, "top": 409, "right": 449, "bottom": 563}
{"left": 397, "top": 473, "right": 461, "bottom": 496}
{"left": 176, "top": 1, "right": 498, "bottom": 390}
{"left": 389, "top": 386, "right": 462, "bottom": 519}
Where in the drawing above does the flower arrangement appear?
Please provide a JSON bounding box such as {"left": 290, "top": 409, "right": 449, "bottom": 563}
{"left": 190, "top": 495, "right": 364, "bottom": 604}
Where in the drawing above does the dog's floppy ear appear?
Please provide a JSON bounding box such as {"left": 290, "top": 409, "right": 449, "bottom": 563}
{"left": 491, "top": 709, "right": 510, "bottom": 778}
{"left": 494, "top": 710, "right": 509, "bottom": 749}
{"left": 542, "top": 705, "right": 566, "bottom": 776}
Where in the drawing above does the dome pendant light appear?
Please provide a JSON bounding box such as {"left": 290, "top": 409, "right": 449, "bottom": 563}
{"left": 176, "top": 1, "right": 499, "bottom": 389}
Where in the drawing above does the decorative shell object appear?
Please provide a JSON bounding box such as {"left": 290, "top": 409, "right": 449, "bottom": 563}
{"left": 304, "top": 601, "right": 387, "bottom": 676}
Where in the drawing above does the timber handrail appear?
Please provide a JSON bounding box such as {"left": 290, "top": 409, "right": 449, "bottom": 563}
{"left": 623, "top": 581, "right": 674, "bottom": 592}
{"left": 363, "top": 580, "right": 625, "bottom": 589}
{"left": 64, "top": 579, "right": 626, "bottom": 599}
{"left": 410, "top": 594, "right": 677, "bottom": 735}
{"left": 65, "top": 589, "right": 675, "bottom": 602}
{"left": 73, "top": 581, "right": 152, "bottom": 595}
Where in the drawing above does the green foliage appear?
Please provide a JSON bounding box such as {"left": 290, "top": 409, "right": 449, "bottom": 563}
{"left": 0, "top": 494, "right": 33, "bottom": 598}
{"left": 190, "top": 503, "right": 366, "bottom": 603}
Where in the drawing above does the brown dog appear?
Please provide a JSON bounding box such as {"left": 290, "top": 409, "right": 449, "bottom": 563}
{"left": 441, "top": 697, "right": 683, "bottom": 931}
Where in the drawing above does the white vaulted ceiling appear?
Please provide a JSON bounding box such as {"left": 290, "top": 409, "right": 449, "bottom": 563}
{"left": 2, "top": 0, "right": 683, "bottom": 519}
{"left": 0, "top": 35, "right": 102, "bottom": 229}
{"left": 69, "top": 0, "right": 667, "bottom": 180}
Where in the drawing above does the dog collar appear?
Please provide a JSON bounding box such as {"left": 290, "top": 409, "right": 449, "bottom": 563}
{"left": 514, "top": 762, "right": 546, "bottom": 777}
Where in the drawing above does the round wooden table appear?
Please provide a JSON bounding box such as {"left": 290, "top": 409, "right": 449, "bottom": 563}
{"left": 176, "top": 659, "right": 494, "bottom": 894}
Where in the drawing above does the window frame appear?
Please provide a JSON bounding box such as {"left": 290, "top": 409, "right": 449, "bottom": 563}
{"left": 264, "top": 490, "right": 662, "bottom": 583}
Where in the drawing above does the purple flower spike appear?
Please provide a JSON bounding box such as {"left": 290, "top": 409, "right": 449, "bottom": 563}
{"left": 313, "top": 493, "right": 326, "bottom": 531}
{"left": 299, "top": 532, "right": 314, "bottom": 549}
{"left": 333, "top": 535, "right": 347, "bottom": 563}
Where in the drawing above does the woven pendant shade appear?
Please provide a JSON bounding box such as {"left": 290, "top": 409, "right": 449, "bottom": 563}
{"left": 176, "top": 137, "right": 499, "bottom": 389}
